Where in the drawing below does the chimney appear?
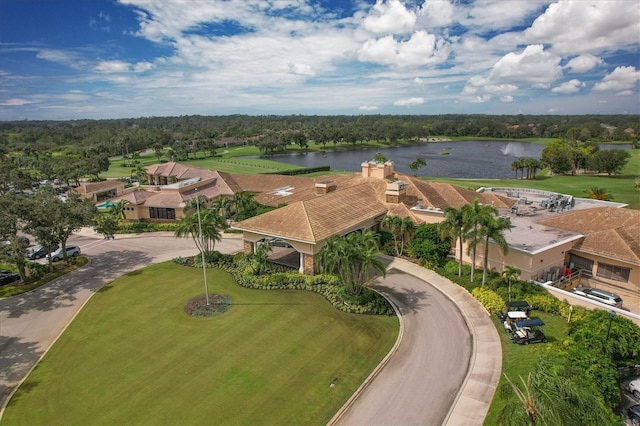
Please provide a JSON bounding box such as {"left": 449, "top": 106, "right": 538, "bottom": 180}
{"left": 362, "top": 160, "right": 394, "bottom": 179}
{"left": 315, "top": 181, "right": 336, "bottom": 195}
{"left": 386, "top": 180, "right": 408, "bottom": 203}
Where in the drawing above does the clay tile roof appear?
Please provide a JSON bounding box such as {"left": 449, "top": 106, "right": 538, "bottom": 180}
{"left": 76, "top": 180, "right": 124, "bottom": 194}
{"left": 234, "top": 184, "right": 387, "bottom": 243}
{"left": 145, "top": 162, "right": 219, "bottom": 180}
{"left": 143, "top": 192, "right": 186, "bottom": 209}
{"left": 540, "top": 207, "right": 640, "bottom": 265}
{"left": 113, "top": 190, "right": 156, "bottom": 205}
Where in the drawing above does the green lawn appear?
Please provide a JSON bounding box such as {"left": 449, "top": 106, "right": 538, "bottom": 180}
{"left": 429, "top": 149, "right": 640, "bottom": 209}
{"left": 3, "top": 262, "right": 399, "bottom": 425}
{"left": 483, "top": 311, "right": 571, "bottom": 425}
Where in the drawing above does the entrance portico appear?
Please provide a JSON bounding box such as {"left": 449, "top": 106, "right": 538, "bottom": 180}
{"left": 233, "top": 183, "right": 388, "bottom": 275}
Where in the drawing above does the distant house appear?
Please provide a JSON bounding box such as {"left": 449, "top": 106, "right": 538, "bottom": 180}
{"left": 74, "top": 180, "right": 125, "bottom": 202}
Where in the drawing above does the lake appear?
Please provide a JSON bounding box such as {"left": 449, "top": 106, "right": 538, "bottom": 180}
{"left": 250, "top": 141, "right": 630, "bottom": 179}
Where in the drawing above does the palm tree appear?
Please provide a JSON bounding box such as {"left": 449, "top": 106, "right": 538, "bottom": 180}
{"left": 381, "top": 215, "right": 402, "bottom": 255}
{"left": 108, "top": 200, "right": 130, "bottom": 221}
{"left": 462, "top": 199, "right": 494, "bottom": 283}
{"left": 499, "top": 366, "right": 613, "bottom": 425}
{"left": 584, "top": 186, "right": 612, "bottom": 201}
{"left": 398, "top": 217, "right": 416, "bottom": 257}
{"left": 502, "top": 265, "right": 521, "bottom": 302}
{"left": 174, "top": 206, "right": 225, "bottom": 255}
{"left": 479, "top": 215, "right": 511, "bottom": 287}
{"left": 318, "top": 231, "right": 386, "bottom": 296}
{"left": 440, "top": 206, "right": 465, "bottom": 276}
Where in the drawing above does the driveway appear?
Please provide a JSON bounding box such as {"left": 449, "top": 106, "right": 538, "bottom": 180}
{"left": 331, "top": 258, "right": 501, "bottom": 425}
{"left": 0, "top": 231, "right": 243, "bottom": 412}
{"left": 0, "top": 235, "right": 501, "bottom": 424}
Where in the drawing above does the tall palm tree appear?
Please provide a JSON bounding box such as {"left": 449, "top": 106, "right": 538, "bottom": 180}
{"left": 318, "top": 231, "right": 386, "bottom": 296}
{"left": 382, "top": 215, "right": 402, "bottom": 255}
{"left": 480, "top": 215, "right": 511, "bottom": 287}
{"left": 502, "top": 265, "right": 521, "bottom": 301}
{"left": 398, "top": 217, "right": 416, "bottom": 257}
{"left": 174, "top": 207, "right": 225, "bottom": 255}
{"left": 462, "top": 199, "right": 494, "bottom": 283}
{"left": 440, "top": 206, "right": 465, "bottom": 276}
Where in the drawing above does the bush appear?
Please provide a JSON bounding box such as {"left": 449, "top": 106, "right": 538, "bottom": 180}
{"left": 174, "top": 255, "right": 393, "bottom": 316}
{"left": 471, "top": 287, "right": 505, "bottom": 315}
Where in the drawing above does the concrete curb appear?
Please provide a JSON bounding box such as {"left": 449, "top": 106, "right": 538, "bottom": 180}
{"left": 384, "top": 257, "right": 502, "bottom": 425}
{"left": 326, "top": 286, "right": 405, "bottom": 426}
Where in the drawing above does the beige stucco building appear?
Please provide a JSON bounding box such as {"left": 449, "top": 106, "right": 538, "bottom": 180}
{"left": 98, "top": 161, "right": 639, "bottom": 297}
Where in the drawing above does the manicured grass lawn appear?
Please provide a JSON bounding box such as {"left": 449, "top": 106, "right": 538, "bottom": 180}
{"left": 483, "top": 311, "right": 571, "bottom": 425}
{"left": 3, "top": 262, "right": 399, "bottom": 425}
{"left": 429, "top": 149, "right": 640, "bottom": 209}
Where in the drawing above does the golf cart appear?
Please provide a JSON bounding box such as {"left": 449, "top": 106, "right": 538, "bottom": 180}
{"left": 511, "top": 319, "right": 547, "bottom": 345}
{"left": 498, "top": 301, "right": 532, "bottom": 333}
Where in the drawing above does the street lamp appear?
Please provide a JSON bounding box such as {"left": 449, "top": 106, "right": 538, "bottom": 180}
{"left": 605, "top": 310, "right": 616, "bottom": 341}
{"left": 195, "top": 188, "right": 210, "bottom": 306}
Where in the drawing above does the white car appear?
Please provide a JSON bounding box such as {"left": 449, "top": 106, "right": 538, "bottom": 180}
{"left": 630, "top": 378, "right": 640, "bottom": 399}
{"left": 50, "top": 245, "right": 81, "bottom": 262}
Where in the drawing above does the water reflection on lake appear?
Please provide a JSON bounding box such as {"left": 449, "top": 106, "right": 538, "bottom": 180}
{"left": 250, "top": 141, "right": 630, "bottom": 179}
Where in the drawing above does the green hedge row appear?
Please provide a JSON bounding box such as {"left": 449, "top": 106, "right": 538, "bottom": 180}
{"left": 116, "top": 221, "right": 179, "bottom": 233}
{"left": 173, "top": 254, "right": 395, "bottom": 315}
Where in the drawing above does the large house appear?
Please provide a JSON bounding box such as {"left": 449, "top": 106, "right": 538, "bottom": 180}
{"left": 103, "top": 161, "right": 639, "bottom": 298}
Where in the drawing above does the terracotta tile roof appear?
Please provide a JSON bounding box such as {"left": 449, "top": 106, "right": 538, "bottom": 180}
{"left": 113, "top": 190, "right": 156, "bottom": 205}
{"left": 143, "top": 191, "right": 186, "bottom": 209}
{"left": 75, "top": 180, "right": 124, "bottom": 194}
{"left": 540, "top": 207, "right": 640, "bottom": 265}
{"left": 234, "top": 184, "right": 387, "bottom": 244}
{"left": 145, "top": 162, "right": 219, "bottom": 180}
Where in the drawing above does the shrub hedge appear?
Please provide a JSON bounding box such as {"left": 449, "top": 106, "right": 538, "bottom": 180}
{"left": 173, "top": 254, "right": 395, "bottom": 316}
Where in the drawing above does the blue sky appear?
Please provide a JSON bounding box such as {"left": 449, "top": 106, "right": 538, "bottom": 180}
{"left": 0, "top": 0, "right": 638, "bottom": 120}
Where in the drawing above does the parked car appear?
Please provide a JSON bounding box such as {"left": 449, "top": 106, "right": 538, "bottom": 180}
{"left": 0, "top": 270, "right": 21, "bottom": 286}
{"left": 1, "top": 236, "right": 30, "bottom": 247}
{"left": 572, "top": 286, "right": 623, "bottom": 308}
{"left": 629, "top": 378, "right": 640, "bottom": 399}
{"left": 50, "top": 245, "right": 81, "bottom": 262}
{"left": 27, "top": 244, "right": 59, "bottom": 260}
{"left": 629, "top": 405, "right": 640, "bottom": 425}
{"left": 268, "top": 238, "right": 292, "bottom": 248}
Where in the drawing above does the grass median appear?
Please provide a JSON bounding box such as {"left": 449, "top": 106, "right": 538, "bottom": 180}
{"left": 3, "top": 262, "right": 399, "bottom": 425}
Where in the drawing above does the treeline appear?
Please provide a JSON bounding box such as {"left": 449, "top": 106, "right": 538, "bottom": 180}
{"left": 1, "top": 114, "right": 638, "bottom": 154}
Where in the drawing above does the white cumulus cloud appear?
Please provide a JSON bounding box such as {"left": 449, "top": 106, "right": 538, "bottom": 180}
{"left": 551, "top": 79, "right": 585, "bottom": 94}
{"left": 362, "top": 0, "right": 416, "bottom": 34}
{"left": 565, "top": 54, "right": 603, "bottom": 73}
{"left": 357, "top": 30, "right": 448, "bottom": 68}
{"left": 525, "top": 1, "right": 640, "bottom": 55}
{"left": 394, "top": 97, "right": 424, "bottom": 106}
{"left": 359, "top": 105, "right": 379, "bottom": 111}
{"left": 593, "top": 66, "right": 640, "bottom": 92}
{"left": 500, "top": 95, "right": 513, "bottom": 103}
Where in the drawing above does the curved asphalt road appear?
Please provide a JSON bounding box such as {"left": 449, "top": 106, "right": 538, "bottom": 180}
{"left": 0, "top": 233, "right": 501, "bottom": 424}
{"left": 336, "top": 268, "right": 472, "bottom": 425}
